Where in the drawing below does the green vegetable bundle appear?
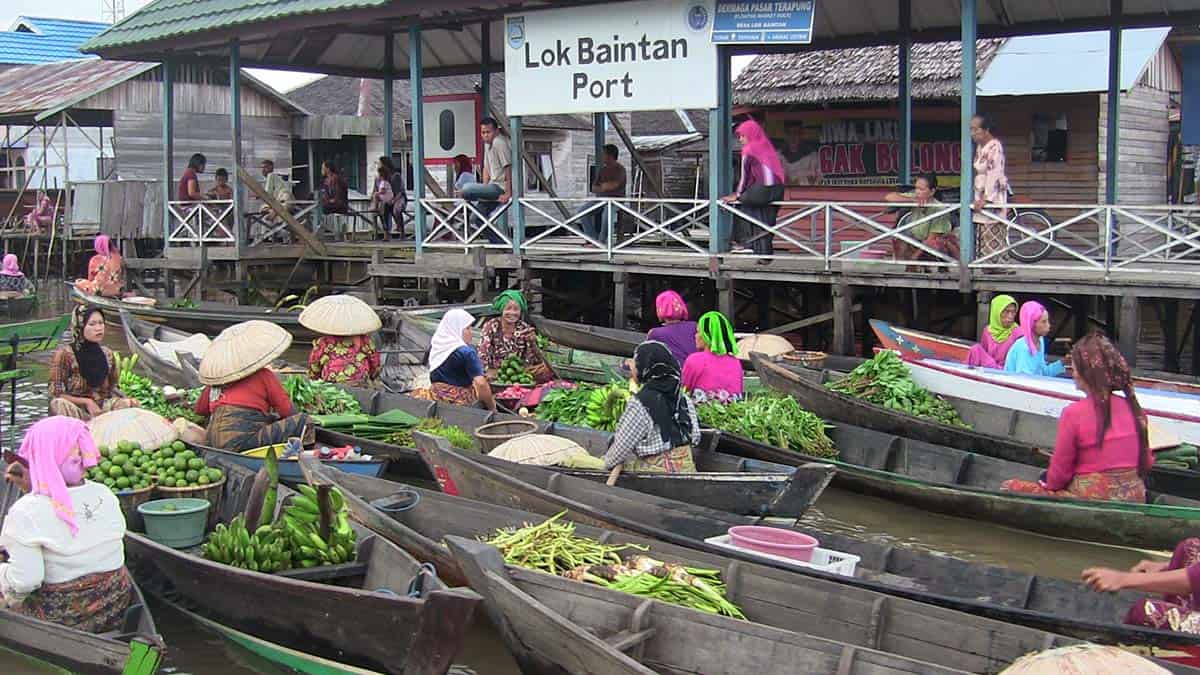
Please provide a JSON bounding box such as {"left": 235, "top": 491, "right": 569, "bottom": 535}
{"left": 115, "top": 353, "right": 206, "bottom": 425}
{"left": 282, "top": 376, "right": 362, "bottom": 415}
{"left": 496, "top": 355, "right": 534, "bottom": 385}
{"left": 826, "top": 351, "right": 969, "bottom": 428}
{"left": 486, "top": 511, "right": 744, "bottom": 618}
{"left": 696, "top": 394, "right": 838, "bottom": 459}
{"left": 311, "top": 409, "right": 421, "bottom": 441}
{"left": 1155, "top": 444, "right": 1199, "bottom": 470}
{"left": 386, "top": 418, "right": 474, "bottom": 450}
{"left": 535, "top": 386, "right": 596, "bottom": 427}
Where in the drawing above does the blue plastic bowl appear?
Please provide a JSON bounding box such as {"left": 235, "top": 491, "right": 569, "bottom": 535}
{"left": 137, "top": 498, "right": 210, "bottom": 549}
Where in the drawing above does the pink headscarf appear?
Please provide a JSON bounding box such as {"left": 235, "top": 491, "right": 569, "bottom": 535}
{"left": 655, "top": 290, "right": 689, "bottom": 322}
{"left": 0, "top": 254, "right": 22, "bottom": 277}
{"left": 17, "top": 416, "right": 101, "bottom": 535}
{"left": 735, "top": 118, "right": 785, "bottom": 186}
{"left": 1017, "top": 301, "right": 1048, "bottom": 354}
{"left": 94, "top": 234, "right": 111, "bottom": 257}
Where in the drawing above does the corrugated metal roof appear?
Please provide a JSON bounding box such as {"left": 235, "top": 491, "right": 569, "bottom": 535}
{"left": 81, "top": 0, "right": 392, "bottom": 53}
{"left": 633, "top": 133, "right": 704, "bottom": 153}
{"left": 0, "top": 16, "right": 110, "bottom": 65}
{"left": 976, "top": 28, "right": 1172, "bottom": 96}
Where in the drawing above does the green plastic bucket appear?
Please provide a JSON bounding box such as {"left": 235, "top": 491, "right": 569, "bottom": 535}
{"left": 137, "top": 498, "right": 211, "bottom": 549}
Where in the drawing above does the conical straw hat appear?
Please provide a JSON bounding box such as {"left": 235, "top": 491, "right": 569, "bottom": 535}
{"left": 298, "top": 294, "right": 382, "bottom": 336}
{"left": 90, "top": 407, "right": 178, "bottom": 451}
{"left": 199, "top": 320, "right": 292, "bottom": 385}
{"left": 736, "top": 334, "right": 794, "bottom": 361}
{"left": 488, "top": 434, "right": 587, "bottom": 466}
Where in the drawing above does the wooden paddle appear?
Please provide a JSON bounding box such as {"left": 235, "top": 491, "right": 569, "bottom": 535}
{"left": 606, "top": 464, "right": 622, "bottom": 486}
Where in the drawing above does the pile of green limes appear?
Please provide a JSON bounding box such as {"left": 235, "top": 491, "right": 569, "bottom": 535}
{"left": 90, "top": 439, "right": 224, "bottom": 493}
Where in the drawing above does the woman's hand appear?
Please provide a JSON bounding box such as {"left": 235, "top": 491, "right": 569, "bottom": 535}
{"left": 4, "top": 462, "right": 30, "bottom": 493}
{"left": 972, "top": 198, "right": 985, "bottom": 211}
{"left": 1082, "top": 567, "right": 1127, "bottom": 593}
{"left": 83, "top": 399, "right": 102, "bottom": 418}
{"left": 721, "top": 193, "right": 739, "bottom": 203}
{"left": 1131, "top": 559, "right": 1170, "bottom": 574}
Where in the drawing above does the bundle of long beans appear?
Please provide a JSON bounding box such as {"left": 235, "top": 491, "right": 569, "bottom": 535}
{"left": 484, "top": 512, "right": 744, "bottom": 618}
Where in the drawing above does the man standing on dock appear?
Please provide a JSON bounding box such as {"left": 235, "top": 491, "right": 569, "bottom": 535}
{"left": 462, "top": 117, "right": 512, "bottom": 243}
{"left": 582, "top": 143, "right": 627, "bottom": 243}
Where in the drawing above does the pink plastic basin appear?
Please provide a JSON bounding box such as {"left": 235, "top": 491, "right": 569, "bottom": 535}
{"left": 727, "top": 526, "right": 819, "bottom": 562}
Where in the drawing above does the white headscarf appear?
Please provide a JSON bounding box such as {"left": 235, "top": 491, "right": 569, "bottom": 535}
{"left": 428, "top": 309, "right": 476, "bottom": 372}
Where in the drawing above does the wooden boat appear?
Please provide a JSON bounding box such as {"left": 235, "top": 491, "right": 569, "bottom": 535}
{"left": 902, "top": 357, "right": 1200, "bottom": 445}
{"left": 399, "top": 435, "right": 1200, "bottom": 659}
{"left": 871, "top": 318, "right": 1200, "bottom": 396}
{"left": 0, "top": 294, "right": 36, "bottom": 320}
{"left": 447, "top": 537, "right": 983, "bottom": 675}
{"left": 758, "top": 353, "right": 1200, "bottom": 501}
{"left": 192, "top": 440, "right": 390, "bottom": 484}
{"left": 528, "top": 316, "right": 643, "bottom": 357}
{"left": 152, "top": 592, "right": 385, "bottom": 675}
{"left": 0, "top": 481, "right": 164, "bottom": 675}
{"left": 325, "top": 387, "right": 835, "bottom": 519}
{"left": 120, "top": 310, "right": 209, "bottom": 388}
{"left": 0, "top": 313, "right": 69, "bottom": 357}
{"left": 301, "top": 456, "right": 1116, "bottom": 674}
{"left": 125, "top": 452, "right": 480, "bottom": 673}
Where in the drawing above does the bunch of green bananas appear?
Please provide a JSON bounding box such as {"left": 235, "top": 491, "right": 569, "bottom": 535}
{"left": 202, "top": 515, "right": 292, "bottom": 573}
{"left": 281, "top": 485, "right": 357, "bottom": 568}
{"left": 584, "top": 383, "right": 630, "bottom": 432}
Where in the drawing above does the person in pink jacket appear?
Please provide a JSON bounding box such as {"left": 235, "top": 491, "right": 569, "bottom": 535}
{"left": 966, "top": 294, "right": 1019, "bottom": 368}
{"left": 1002, "top": 333, "right": 1152, "bottom": 502}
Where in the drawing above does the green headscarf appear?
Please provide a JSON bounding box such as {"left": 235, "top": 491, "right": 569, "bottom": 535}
{"left": 492, "top": 290, "right": 527, "bottom": 315}
{"left": 987, "top": 294, "right": 1018, "bottom": 343}
{"left": 697, "top": 311, "right": 737, "bottom": 356}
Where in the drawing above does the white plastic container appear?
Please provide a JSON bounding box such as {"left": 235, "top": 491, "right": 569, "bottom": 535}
{"left": 704, "top": 534, "right": 860, "bottom": 577}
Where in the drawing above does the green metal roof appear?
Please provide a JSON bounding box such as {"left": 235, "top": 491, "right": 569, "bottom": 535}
{"left": 81, "top": 0, "right": 391, "bottom": 54}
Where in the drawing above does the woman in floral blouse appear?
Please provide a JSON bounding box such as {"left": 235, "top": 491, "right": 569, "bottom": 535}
{"left": 48, "top": 307, "right": 136, "bottom": 420}
{"left": 970, "top": 114, "right": 1010, "bottom": 261}
{"left": 74, "top": 235, "right": 125, "bottom": 298}
{"left": 478, "top": 290, "right": 555, "bottom": 384}
{"left": 307, "top": 336, "right": 380, "bottom": 385}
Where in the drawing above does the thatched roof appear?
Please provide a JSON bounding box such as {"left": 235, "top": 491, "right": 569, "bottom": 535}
{"left": 733, "top": 39, "right": 1005, "bottom": 106}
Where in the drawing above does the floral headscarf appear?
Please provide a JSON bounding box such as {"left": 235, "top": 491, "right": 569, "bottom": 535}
{"left": 17, "top": 416, "right": 101, "bottom": 535}
{"left": 1070, "top": 332, "right": 1150, "bottom": 472}
{"left": 1016, "top": 301, "right": 1048, "bottom": 353}
{"left": 655, "top": 290, "right": 689, "bottom": 322}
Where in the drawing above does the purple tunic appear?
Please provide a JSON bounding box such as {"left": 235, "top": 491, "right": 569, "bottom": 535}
{"left": 647, "top": 321, "right": 698, "bottom": 368}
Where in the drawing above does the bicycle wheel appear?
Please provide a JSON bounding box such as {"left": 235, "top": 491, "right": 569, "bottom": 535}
{"left": 1006, "top": 209, "right": 1055, "bottom": 263}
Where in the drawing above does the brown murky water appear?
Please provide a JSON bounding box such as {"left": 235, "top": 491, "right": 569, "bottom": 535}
{"left": 0, "top": 290, "right": 1158, "bottom": 673}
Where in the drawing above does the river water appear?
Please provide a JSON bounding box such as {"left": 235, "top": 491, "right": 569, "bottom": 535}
{"left": 0, "top": 293, "right": 1159, "bottom": 674}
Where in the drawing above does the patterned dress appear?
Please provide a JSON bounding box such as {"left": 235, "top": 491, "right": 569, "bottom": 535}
{"left": 478, "top": 318, "right": 552, "bottom": 383}
{"left": 307, "top": 336, "right": 381, "bottom": 385}
{"left": 1126, "top": 538, "right": 1200, "bottom": 634}
{"left": 82, "top": 253, "right": 125, "bottom": 298}
{"left": 47, "top": 346, "right": 132, "bottom": 420}
{"left": 973, "top": 138, "right": 1009, "bottom": 260}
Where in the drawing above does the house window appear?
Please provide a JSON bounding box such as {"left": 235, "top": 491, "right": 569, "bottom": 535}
{"left": 1031, "top": 113, "right": 1069, "bottom": 163}
{"left": 524, "top": 140, "right": 555, "bottom": 192}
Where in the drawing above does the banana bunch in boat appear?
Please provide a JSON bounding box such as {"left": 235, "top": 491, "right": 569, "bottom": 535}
{"left": 584, "top": 383, "right": 630, "bottom": 432}
{"left": 281, "top": 484, "right": 357, "bottom": 568}
{"left": 202, "top": 515, "right": 292, "bottom": 573}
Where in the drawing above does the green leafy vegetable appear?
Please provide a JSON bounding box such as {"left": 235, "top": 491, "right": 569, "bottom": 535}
{"left": 696, "top": 393, "right": 837, "bottom": 459}
{"left": 826, "top": 351, "right": 968, "bottom": 428}
{"left": 282, "top": 376, "right": 362, "bottom": 415}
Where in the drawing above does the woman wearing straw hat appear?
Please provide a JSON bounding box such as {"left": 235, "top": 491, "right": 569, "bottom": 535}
{"left": 48, "top": 307, "right": 137, "bottom": 420}
{"left": 425, "top": 309, "right": 496, "bottom": 411}
{"left": 478, "top": 290, "right": 554, "bottom": 384}
{"left": 299, "top": 295, "right": 382, "bottom": 385}
{"left": 682, "top": 311, "right": 744, "bottom": 402}
{"left": 193, "top": 320, "right": 314, "bottom": 451}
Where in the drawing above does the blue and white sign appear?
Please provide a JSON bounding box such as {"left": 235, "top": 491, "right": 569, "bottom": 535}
{"left": 711, "top": 1, "right": 815, "bottom": 44}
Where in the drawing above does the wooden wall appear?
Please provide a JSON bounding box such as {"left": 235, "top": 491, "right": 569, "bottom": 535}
{"left": 982, "top": 94, "right": 1100, "bottom": 204}
{"left": 74, "top": 69, "right": 291, "bottom": 119}
{"left": 1098, "top": 84, "right": 1170, "bottom": 205}
{"left": 112, "top": 112, "right": 292, "bottom": 183}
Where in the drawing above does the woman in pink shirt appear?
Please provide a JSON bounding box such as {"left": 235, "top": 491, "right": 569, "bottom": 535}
{"left": 965, "top": 294, "right": 1019, "bottom": 369}
{"left": 1002, "top": 333, "right": 1151, "bottom": 502}
{"left": 682, "top": 311, "right": 743, "bottom": 401}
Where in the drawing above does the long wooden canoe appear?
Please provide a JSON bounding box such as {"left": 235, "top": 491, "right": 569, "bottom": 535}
{"left": 402, "top": 434, "right": 1200, "bottom": 659}
{"left": 0, "top": 313, "right": 68, "bottom": 357}
{"left": 759, "top": 352, "right": 1200, "bottom": 501}
{"left": 301, "top": 456, "right": 1130, "bottom": 674}
{"left": 528, "top": 316, "right": 643, "bottom": 357}
{"left": 871, "top": 318, "right": 1200, "bottom": 397}
{"left": 126, "top": 452, "right": 480, "bottom": 674}
{"left": 324, "top": 388, "right": 835, "bottom": 519}
{"left": 120, "top": 310, "right": 207, "bottom": 389}
{"left": 0, "top": 294, "right": 36, "bottom": 320}
{"left": 0, "top": 482, "right": 164, "bottom": 675}
{"left": 448, "top": 536, "right": 986, "bottom": 675}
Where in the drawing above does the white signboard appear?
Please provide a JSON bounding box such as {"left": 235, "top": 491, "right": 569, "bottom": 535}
{"left": 421, "top": 94, "right": 482, "bottom": 164}
{"left": 504, "top": 0, "right": 718, "bottom": 117}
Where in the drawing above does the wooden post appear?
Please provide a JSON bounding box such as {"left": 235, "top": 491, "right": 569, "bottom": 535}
{"left": 410, "top": 26, "right": 426, "bottom": 254}
{"left": 606, "top": 113, "right": 663, "bottom": 199}
{"left": 480, "top": 21, "right": 491, "bottom": 118}
{"left": 898, "top": 0, "right": 913, "bottom": 186}
{"left": 860, "top": 290, "right": 875, "bottom": 355}
{"left": 162, "top": 60, "right": 174, "bottom": 243}
{"left": 383, "top": 34, "right": 395, "bottom": 164}
{"left": 832, "top": 282, "right": 855, "bottom": 356}
{"left": 371, "top": 249, "right": 385, "bottom": 304}
{"left": 1105, "top": 0, "right": 1122, "bottom": 205}
{"left": 1071, "top": 297, "right": 1090, "bottom": 340}
{"left": 510, "top": 116, "right": 524, "bottom": 253}
{"left": 230, "top": 40, "right": 245, "bottom": 259}
{"left": 613, "top": 271, "right": 628, "bottom": 330}
{"left": 1117, "top": 296, "right": 1139, "bottom": 367}
{"left": 1193, "top": 300, "right": 1200, "bottom": 376}
{"left": 237, "top": 166, "right": 328, "bottom": 256}
{"left": 717, "top": 276, "right": 734, "bottom": 323}
{"left": 1162, "top": 300, "right": 1180, "bottom": 373}
{"left": 958, "top": 0, "right": 977, "bottom": 266}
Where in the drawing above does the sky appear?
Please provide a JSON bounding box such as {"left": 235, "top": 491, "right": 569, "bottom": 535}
{"left": 2, "top": 2, "right": 754, "bottom": 91}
